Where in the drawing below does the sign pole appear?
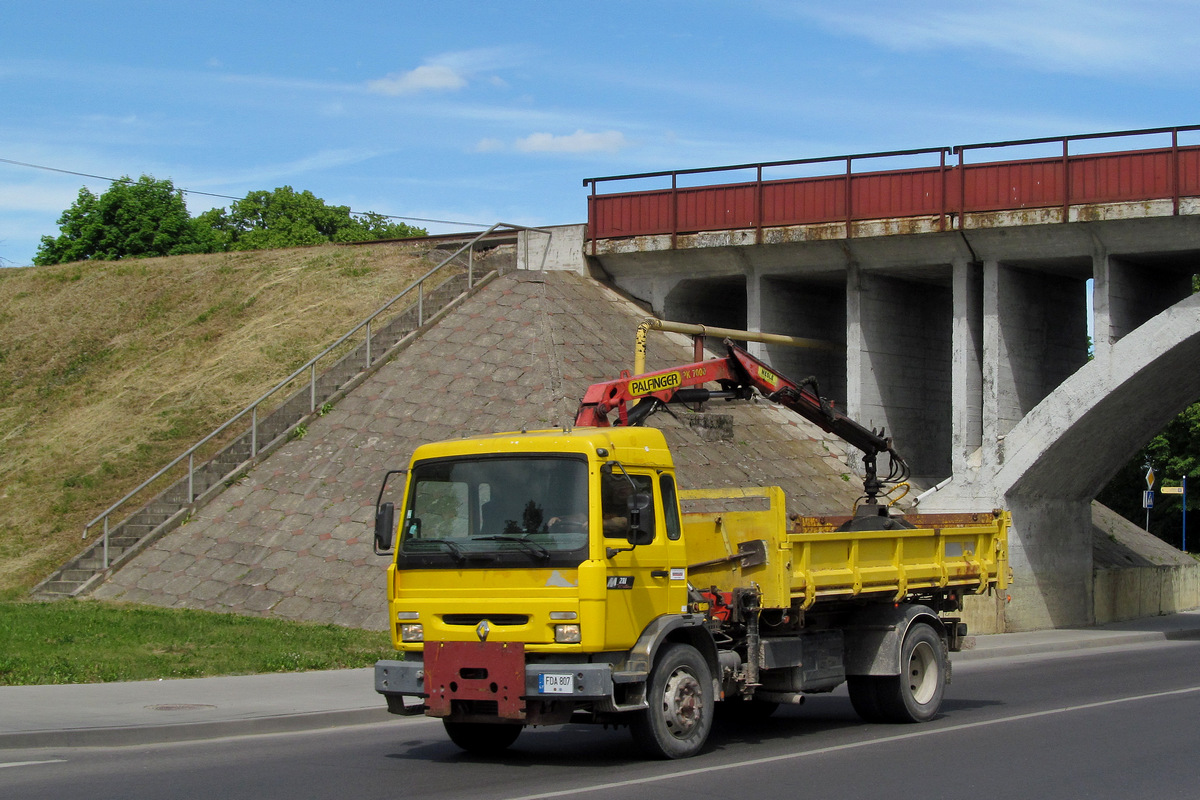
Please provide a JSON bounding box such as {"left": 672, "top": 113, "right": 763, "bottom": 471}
{"left": 1145, "top": 466, "right": 1155, "bottom": 531}
{"left": 1159, "top": 479, "right": 1187, "bottom": 551}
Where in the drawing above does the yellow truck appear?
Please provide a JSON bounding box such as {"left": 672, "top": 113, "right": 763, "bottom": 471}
{"left": 373, "top": 341, "right": 1009, "bottom": 759}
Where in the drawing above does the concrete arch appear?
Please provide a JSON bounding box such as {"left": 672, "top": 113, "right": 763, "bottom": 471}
{"left": 934, "top": 292, "right": 1200, "bottom": 629}
{"left": 997, "top": 291, "right": 1200, "bottom": 502}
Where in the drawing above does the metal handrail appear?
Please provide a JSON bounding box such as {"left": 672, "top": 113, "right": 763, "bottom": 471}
{"left": 583, "top": 125, "right": 1200, "bottom": 250}
{"left": 583, "top": 125, "right": 1200, "bottom": 192}
{"left": 83, "top": 222, "right": 552, "bottom": 564}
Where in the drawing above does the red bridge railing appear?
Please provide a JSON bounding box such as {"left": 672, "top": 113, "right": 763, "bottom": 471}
{"left": 583, "top": 126, "right": 1200, "bottom": 251}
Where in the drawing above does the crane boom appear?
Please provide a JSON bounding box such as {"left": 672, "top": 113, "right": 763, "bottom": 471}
{"left": 575, "top": 338, "right": 908, "bottom": 502}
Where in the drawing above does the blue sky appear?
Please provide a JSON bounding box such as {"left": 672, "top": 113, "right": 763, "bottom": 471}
{"left": 2, "top": 0, "right": 1199, "bottom": 266}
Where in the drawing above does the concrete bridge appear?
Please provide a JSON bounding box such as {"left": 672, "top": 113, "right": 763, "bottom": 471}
{"left": 580, "top": 127, "right": 1200, "bottom": 630}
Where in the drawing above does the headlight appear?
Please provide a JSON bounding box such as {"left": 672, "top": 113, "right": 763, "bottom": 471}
{"left": 554, "top": 623, "right": 581, "bottom": 644}
{"left": 400, "top": 623, "right": 424, "bottom": 642}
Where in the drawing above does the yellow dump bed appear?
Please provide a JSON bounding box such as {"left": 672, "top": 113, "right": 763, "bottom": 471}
{"left": 681, "top": 487, "right": 1009, "bottom": 610}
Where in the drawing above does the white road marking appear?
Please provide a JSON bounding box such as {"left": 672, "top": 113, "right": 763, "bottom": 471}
{"left": 0, "top": 759, "right": 67, "bottom": 769}
{"left": 502, "top": 684, "right": 1200, "bottom": 800}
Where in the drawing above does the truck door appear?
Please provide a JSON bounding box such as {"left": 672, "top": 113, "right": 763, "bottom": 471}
{"left": 601, "top": 470, "right": 686, "bottom": 649}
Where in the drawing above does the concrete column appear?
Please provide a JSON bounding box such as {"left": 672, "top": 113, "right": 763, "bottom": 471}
{"left": 744, "top": 261, "right": 765, "bottom": 361}
{"left": 845, "top": 262, "right": 866, "bottom": 478}
{"left": 982, "top": 259, "right": 1004, "bottom": 468}
{"left": 1091, "top": 247, "right": 1114, "bottom": 368}
{"left": 952, "top": 257, "right": 984, "bottom": 475}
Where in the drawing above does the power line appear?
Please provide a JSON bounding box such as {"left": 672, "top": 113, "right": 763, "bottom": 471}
{"left": 0, "top": 157, "right": 490, "bottom": 229}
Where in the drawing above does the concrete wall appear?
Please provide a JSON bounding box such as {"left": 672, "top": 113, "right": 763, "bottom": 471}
{"left": 849, "top": 270, "right": 953, "bottom": 484}
{"left": 664, "top": 276, "right": 748, "bottom": 335}
{"left": 759, "top": 276, "right": 846, "bottom": 402}
{"left": 988, "top": 263, "right": 1089, "bottom": 443}
{"left": 520, "top": 224, "right": 587, "bottom": 273}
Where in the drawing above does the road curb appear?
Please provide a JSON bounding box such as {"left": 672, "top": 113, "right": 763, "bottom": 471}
{"left": 0, "top": 708, "right": 393, "bottom": 750}
{"left": 956, "top": 626, "right": 1200, "bottom": 661}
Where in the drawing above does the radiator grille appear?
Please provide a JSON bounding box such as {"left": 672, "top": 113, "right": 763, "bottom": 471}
{"left": 442, "top": 614, "right": 529, "bottom": 626}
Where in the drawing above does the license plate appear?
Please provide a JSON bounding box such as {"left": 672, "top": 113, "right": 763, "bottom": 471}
{"left": 538, "top": 673, "right": 574, "bottom": 694}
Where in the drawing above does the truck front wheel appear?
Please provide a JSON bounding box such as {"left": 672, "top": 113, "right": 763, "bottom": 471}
{"left": 631, "top": 643, "right": 714, "bottom": 759}
{"left": 876, "top": 622, "right": 945, "bottom": 723}
{"left": 443, "top": 720, "right": 522, "bottom": 754}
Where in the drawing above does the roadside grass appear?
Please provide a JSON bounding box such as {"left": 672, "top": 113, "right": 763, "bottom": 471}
{"left": 0, "top": 600, "right": 396, "bottom": 685}
{"left": 0, "top": 242, "right": 458, "bottom": 597}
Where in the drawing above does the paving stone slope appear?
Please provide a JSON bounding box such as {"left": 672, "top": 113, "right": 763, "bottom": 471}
{"left": 94, "top": 270, "right": 861, "bottom": 629}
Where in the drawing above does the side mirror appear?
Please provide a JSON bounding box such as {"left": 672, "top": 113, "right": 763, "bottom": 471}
{"left": 373, "top": 468, "right": 406, "bottom": 555}
{"left": 626, "top": 492, "right": 654, "bottom": 546}
{"left": 374, "top": 502, "right": 395, "bottom": 553}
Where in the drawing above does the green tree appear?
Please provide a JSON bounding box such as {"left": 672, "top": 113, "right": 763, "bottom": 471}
{"left": 1098, "top": 402, "right": 1200, "bottom": 549}
{"left": 198, "top": 187, "right": 424, "bottom": 251}
{"left": 1097, "top": 274, "right": 1200, "bottom": 549}
{"left": 34, "top": 176, "right": 216, "bottom": 265}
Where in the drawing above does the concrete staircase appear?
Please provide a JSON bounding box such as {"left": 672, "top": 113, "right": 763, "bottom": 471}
{"left": 32, "top": 240, "right": 517, "bottom": 599}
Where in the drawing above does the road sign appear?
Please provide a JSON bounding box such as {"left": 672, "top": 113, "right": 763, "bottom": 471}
{"left": 1143, "top": 490, "right": 1155, "bottom": 509}
{"left": 1161, "top": 486, "right": 1184, "bottom": 495}
{"left": 1145, "top": 467, "right": 1156, "bottom": 489}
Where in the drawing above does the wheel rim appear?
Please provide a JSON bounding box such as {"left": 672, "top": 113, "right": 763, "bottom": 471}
{"left": 660, "top": 667, "right": 703, "bottom": 737}
{"left": 907, "top": 640, "right": 938, "bottom": 705}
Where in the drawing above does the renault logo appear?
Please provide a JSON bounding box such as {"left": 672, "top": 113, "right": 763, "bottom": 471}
{"left": 476, "top": 620, "right": 491, "bottom": 642}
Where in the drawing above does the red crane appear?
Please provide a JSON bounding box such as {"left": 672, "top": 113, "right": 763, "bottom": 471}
{"left": 575, "top": 339, "right": 908, "bottom": 505}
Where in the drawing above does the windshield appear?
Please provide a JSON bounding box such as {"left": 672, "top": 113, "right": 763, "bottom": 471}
{"left": 397, "top": 455, "right": 590, "bottom": 568}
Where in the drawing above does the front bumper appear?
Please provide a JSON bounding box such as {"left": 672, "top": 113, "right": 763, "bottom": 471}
{"left": 375, "top": 648, "right": 616, "bottom": 719}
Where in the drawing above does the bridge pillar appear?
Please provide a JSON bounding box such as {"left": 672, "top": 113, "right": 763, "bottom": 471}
{"left": 951, "top": 257, "right": 984, "bottom": 476}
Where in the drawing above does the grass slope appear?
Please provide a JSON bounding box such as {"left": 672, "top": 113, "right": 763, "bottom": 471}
{"left": 0, "top": 242, "right": 441, "bottom": 598}
{"left": 0, "top": 599, "right": 393, "bottom": 684}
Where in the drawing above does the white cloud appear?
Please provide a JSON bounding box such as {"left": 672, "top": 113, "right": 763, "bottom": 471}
{"left": 515, "top": 130, "right": 629, "bottom": 154}
{"left": 366, "top": 64, "right": 467, "bottom": 96}
{"left": 792, "top": 1, "right": 1200, "bottom": 77}
{"left": 474, "top": 138, "right": 505, "bottom": 153}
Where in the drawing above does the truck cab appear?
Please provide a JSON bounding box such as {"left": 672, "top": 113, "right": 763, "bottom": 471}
{"left": 374, "top": 427, "right": 698, "bottom": 752}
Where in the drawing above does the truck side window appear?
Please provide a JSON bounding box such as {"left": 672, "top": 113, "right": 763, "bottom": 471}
{"left": 601, "top": 472, "right": 654, "bottom": 539}
{"left": 659, "top": 475, "right": 681, "bottom": 541}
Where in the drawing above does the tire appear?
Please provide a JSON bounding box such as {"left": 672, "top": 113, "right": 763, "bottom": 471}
{"left": 442, "top": 720, "right": 522, "bottom": 754}
{"left": 630, "top": 643, "right": 714, "bottom": 759}
{"left": 876, "top": 622, "right": 946, "bottom": 723}
{"left": 847, "top": 675, "right": 885, "bottom": 723}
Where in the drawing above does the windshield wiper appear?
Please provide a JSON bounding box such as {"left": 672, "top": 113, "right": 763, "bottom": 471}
{"left": 424, "top": 539, "right": 468, "bottom": 564}
{"left": 474, "top": 535, "right": 552, "bottom": 562}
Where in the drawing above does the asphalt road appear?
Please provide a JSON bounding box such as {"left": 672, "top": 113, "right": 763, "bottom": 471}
{"left": 4, "top": 639, "right": 1200, "bottom": 800}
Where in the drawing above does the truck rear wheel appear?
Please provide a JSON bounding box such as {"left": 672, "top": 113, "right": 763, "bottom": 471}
{"left": 847, "top": 676, "right": 885, "bottom": 722}
{"left": 443, "top": 720, "right": 522, "bottom": 754}
{"left": 631, "top": 643, "right": 714, "bottom": 759}
{"left": 877, "top": 622, "right": 945, "bottom": 723}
